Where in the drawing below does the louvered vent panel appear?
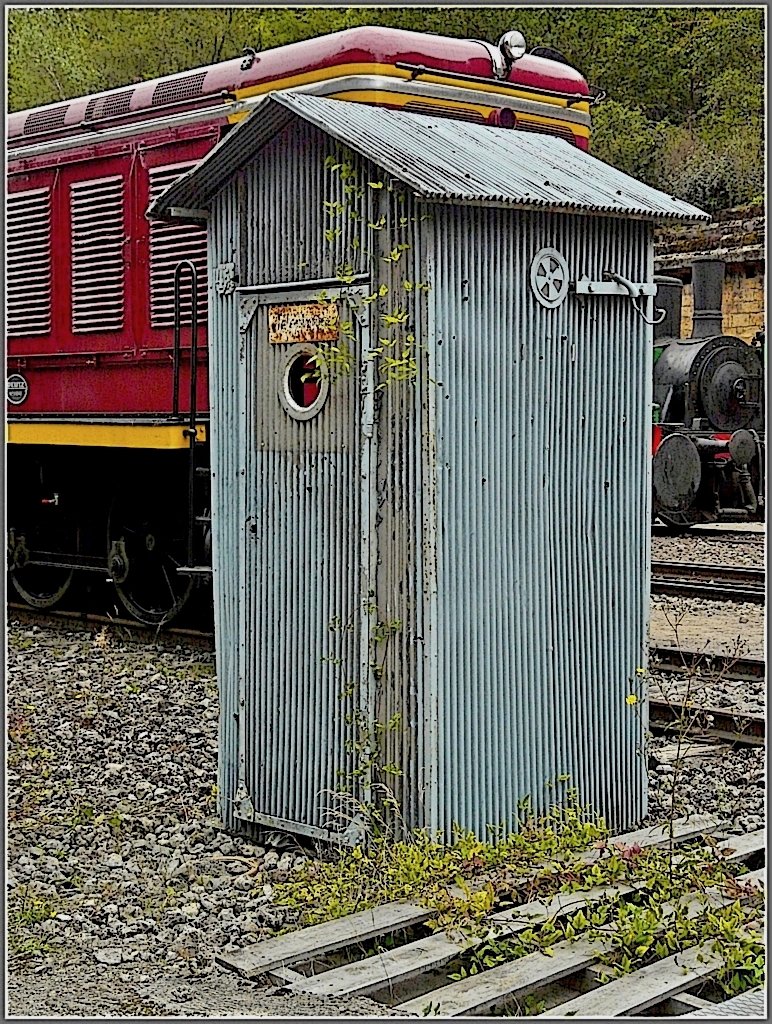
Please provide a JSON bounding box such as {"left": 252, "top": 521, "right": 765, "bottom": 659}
{"left": 519, "top": 121, "right": 577, "bottom": 145}
{"left": 24, "top": 105, "right": 68, "bottom": 135}
{"left": 85, "top": 89, "right": 134, "bottom": 121}
{"left": 70, "top": 176, "right": 125, "bottom": 333}
{"left": 7, "top": 188, "right": 52, "bottom": 336}
{"left": 152, "top": 71, "right": 207, "bottom": 107}
{"left": 148, "top": 164, "right": 207, "bottom": 329}
{"left": 404, "top": 101, "right": 485, "bottom": 123}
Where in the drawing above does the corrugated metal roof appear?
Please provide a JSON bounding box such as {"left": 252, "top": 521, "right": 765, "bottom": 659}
{"left": 149, "top": 92, "right": 709, "bottom": 223}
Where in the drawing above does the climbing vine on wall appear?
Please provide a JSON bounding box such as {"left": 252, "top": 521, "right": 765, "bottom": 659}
{"left": 307, "top": 144, "right": 432, "bottom": 390}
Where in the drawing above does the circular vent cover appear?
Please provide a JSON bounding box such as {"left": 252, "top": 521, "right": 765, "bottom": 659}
{"left": 530, "top": 248, "right": 570, "bottom": 308}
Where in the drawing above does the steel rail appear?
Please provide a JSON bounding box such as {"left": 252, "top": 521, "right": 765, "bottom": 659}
{"left": 7, "top": 603, "right": 215, "bottom": 650}
{"left": 652, "top": 525, "right": 765, "bottom": 542}
{"left": 649, "top": 645, "right": 765, "bottom": 682}
{"left": 648, "top": 698, "right": 765, "bottom": 746}
{"left": 651, "top": 560, "right": 765, "bottom": 603}
{"left": 648, "top": 645, "right": 765, "bottom": 745}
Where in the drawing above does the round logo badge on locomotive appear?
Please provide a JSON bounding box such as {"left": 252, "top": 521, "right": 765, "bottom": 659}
{"left": 7, "top": 373, "right": 29, "bottom": 406}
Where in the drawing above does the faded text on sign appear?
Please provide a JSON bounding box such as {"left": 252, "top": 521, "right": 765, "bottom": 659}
{"left": 269, "top": 302, "right": 339, "bottom": 345}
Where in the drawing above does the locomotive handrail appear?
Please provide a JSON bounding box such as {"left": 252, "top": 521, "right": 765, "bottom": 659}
{"left": 172, "top": 260, "right": 199, "bottom": 421}
{"left": 393, "top": 60, "right": 590, "bottom": 102}
{"left": 172, "top": 259, "right": 201, "bottom": 569}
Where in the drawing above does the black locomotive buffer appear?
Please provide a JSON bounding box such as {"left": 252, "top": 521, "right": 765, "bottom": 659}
{"left": 652, "top": 257, "right": 765, "bottom": 532}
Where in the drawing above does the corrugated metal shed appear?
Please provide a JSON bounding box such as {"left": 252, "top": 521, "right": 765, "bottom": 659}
{"left": 151, "top": 98, "right": 710, "bottom": 844}
{"left": 150, "top": 92, "right": 710, "bottom": 224}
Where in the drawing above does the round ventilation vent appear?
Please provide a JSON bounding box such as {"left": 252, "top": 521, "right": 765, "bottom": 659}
{"left": 530, "top": 248, "right": 570, "bottom": 308}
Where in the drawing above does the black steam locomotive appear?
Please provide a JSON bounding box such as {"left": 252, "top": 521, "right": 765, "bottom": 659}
{"left": 652, "top": 258, "right": 765, "bottom": 531}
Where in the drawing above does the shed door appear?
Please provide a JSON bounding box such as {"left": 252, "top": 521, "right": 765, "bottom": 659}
{"left": 235, "top": 284, "right": 375, "bottom": 841}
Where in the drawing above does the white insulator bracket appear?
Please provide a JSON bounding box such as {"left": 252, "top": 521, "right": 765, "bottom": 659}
{"left": 574, "top": 274, "right": 658, "bottom": 296}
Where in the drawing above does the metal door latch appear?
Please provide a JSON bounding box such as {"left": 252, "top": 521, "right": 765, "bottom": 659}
{"left": 574, "top": 271, "right": 665, "bottom": 325}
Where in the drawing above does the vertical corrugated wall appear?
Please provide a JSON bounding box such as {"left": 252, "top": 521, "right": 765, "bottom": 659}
{"left": 429, "top": 206, "right": 651, "bottom": 836}
{"left": 210, "top": 123, "right": 409, "bottom": 838}
{"left": 239, "top": 293, "right": 365, "bottom": 836}
{"left": 208, "top": 185, "right": 244, "bottom": 834}
{"left": 246, "top": 120, "right": 369, "bottom": 285}
{"left": 369, "top": 187, "right": 434, "bottom": 831}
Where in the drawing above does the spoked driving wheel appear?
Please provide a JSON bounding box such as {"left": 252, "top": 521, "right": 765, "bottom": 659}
{"left": 9, "top": 522, "right": 77, "bottom": 610}
{"left": 107, "top": 496, "right": 193, "bottom": 626}
{"left": 11, "top": 554, "right": 75, "bottom": 609}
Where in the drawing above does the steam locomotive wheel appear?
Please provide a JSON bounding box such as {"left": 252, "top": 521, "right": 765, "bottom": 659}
{"left": 12, "top": 562, "right": 74, "bottom": 609}
{"left": 107, "top": 498, "right": 193, "bottom": 626}
{"left": 10, "top": 526, "right": 76, "bottom": 609}
{"left": 656, "top": 509, "right": 704, "bottom": 534}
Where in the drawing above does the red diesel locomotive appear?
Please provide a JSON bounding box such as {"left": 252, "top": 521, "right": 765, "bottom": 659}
{"left": 7, "top": 25, "right": 594, "bottom": 624}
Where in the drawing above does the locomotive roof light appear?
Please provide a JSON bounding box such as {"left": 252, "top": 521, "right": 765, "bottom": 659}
{"left": 499, "top": 31, "right": 527, "bottom": 68}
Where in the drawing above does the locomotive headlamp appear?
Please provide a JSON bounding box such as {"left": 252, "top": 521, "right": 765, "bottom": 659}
{"left": 727, "top": 428, "right": 757, "bottom": 468}
{"left": 499, "top": 31, "right": 527, "bottom": 65}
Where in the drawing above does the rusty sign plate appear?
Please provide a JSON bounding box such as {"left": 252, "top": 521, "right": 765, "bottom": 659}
{"left": 268, "top": 302, "right": 339, "bottom": 345}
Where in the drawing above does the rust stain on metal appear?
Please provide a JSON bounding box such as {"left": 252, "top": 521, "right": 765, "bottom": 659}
{"left": 268, "top": 302, "right": 339, "bottom": 345}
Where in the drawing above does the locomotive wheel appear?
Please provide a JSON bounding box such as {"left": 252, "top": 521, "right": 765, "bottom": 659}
{"left": 10, "top": 525, "right": 77, "bottom": 609}
{"left": 107, "top": 498, "right": 193, "bottom": 626}
{"left": 656, "top": 510, "right": 704, "bottom": 534}
{"left": 12, "top": 560, "right": 74, "bottom": 609}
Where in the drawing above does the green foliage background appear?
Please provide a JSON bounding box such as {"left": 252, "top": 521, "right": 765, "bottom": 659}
{"left": 7, "top": 6, "right": 765, "bottom": 214}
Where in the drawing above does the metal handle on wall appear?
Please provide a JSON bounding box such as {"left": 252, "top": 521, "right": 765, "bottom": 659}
{"left": 604, "top": 270, "right": 667, "bottom": 326}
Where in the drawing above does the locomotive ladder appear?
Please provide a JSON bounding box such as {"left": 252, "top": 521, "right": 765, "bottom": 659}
{"left": 172, "top": 260, "right": 212, "bottom": 582}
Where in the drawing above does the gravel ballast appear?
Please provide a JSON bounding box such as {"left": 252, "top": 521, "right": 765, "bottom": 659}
{"left": 7, "top": 615, "right": 766, "bottom": 1016}
{"left": 651, "top": 531, "right": 765, "bottom": 570}
{"left": 7, "top": 621, "right": 401, "bottom": 1017}
{"left": 649, "top": 668, "right": 765, "bottom": 716}
{"left": 649, "top": 594, "right": 765, "bottom": 659}
{"left": 644, "top": 737, "right": 764, "bottom": 838}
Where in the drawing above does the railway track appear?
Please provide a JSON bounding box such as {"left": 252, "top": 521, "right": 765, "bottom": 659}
{"left": 651, "top": 560, "right": 765, "bottom": 603}
{"left": 652, "top": 524, "right": 765, "bottom": 542}
{"left": 649, "top": 645, "right": 765, "bottom": 682}
{"left": 648, "top": 697, "right": 764, "bottom": 746}
{"left": 7, "top": 602, "right": 216, "bottom": 650}
{"left": 648, "top": 646, "right": 765, "bottom": 746}
{"left": 8, "top": 610, "right": 764, "bottom": 795}
{"left": 9, "top": 610, "right": 765, "bottom": 679}
{"left": 9, "top": 609, "right": 765, "bottom": 744}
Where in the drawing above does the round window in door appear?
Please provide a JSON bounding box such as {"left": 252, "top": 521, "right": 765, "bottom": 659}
{"left": 279, "top": 348, "right": 330, "bottom": 420}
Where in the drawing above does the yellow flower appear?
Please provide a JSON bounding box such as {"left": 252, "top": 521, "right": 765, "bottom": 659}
{"left": 635, "top": 667, "right": 647, "bottom": 676}
{"left": 625, "top": 694, "right": 639, "bottom": 706}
